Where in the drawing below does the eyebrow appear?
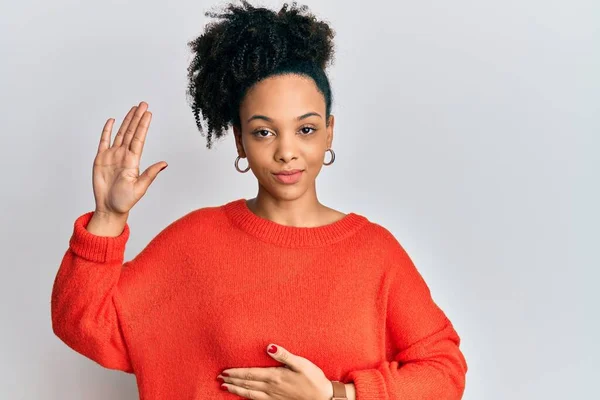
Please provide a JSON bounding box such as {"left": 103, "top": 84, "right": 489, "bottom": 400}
{"left": 246, "top": 112, "right": 322, "bottom": 123}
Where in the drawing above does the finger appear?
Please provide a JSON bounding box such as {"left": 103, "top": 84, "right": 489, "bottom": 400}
{"left": 266, "top": 344, "right": 303, "bottom": 372}
{"left": 220, "top": 367, "right": 282, "bottom": 384}
{"left": 112, "top": 106, "right": 137, "bottom": 148}
{"left": 129, "top": 111, "right": 151, "bottom": 156}
{"left": 133, "top": 161, "right": 168, "bottom": 199}
{"left": 220, "top": 381, "right": 269, "bottom": 400}
{"left": 98, "top": 118, "right": 115, "bottom": 155}
{"left": 219, "top": 374, "right": 269, "bottom": 388}
{"left": 121, "top": 101, "right": 148, "bottom": 148}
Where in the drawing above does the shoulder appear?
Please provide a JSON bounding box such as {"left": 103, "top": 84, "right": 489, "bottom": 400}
{"left": 165, "top": 201, "right": 229, "bottom": 235}
{"left": 359, "top": 217, "right": 404, "bottom": 249}
{"left": 126, "top": 202, "right": 229, "bottom": 264}
{"left": 139, "top": 201, "right": 228, "bottom": 245}
{"left": 179, "top": 202, "right": 228, "bottom": 223}
{"left": 358, "top": 217, "right": 415, "bottom": 267}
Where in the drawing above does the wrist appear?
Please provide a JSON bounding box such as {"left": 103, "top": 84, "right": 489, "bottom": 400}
{"left": 344, "top": 383, "right": 355, "bottom": 400}
{"left": 323, "top": 379, "right": 334, "bottom": 400}
{"left": 94, "top": 209, "right": 129, "bottom": 221}
{"left": 88, "top": 211, "right": 128, "bottom": 237}
{"left": 330, "top": 380, "right": 348, "bottom": 399}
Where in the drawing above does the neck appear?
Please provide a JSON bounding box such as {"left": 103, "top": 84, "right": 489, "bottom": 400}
{"left": 249, "top": 186, "right": 327, "bottom": 228}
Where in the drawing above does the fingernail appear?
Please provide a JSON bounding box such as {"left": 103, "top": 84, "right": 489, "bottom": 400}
{"left": 221, "top": 384, "right": 228, "bottom": 391}
{"left": 268, "top": 345, "right": 278, "bottom": 354}
{"left": 217, "top": 376, "right": 225, "bottom": 383}
{"left": 160, "top": 165, "right": 168, "bottom": 172}
{"left": 222, "top": 372, "right": 229, "bottom": 377}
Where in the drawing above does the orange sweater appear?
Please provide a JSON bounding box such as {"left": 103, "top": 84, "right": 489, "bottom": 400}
{"left": 51, "top": 198, "right": 467, "bottom": 399}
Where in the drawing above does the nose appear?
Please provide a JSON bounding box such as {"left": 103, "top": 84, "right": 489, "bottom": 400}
{"left": 273, "top": 132, "right": 298, "bottom": 163}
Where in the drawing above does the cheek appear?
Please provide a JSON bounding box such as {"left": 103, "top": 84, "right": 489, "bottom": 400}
{"left": 305, "top": 152, "right": 326, "bottom": 175}
{"left": 244, "top": 147, "right": 267, "bottom": 168}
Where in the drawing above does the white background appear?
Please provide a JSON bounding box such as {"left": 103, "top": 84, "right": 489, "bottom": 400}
{"left": 1, "top": 0, "right": 598, "bottom": 398}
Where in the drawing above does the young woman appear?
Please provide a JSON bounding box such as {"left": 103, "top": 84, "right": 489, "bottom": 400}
{"left": 51, "top": 1, "right": 467, "bottom": 399}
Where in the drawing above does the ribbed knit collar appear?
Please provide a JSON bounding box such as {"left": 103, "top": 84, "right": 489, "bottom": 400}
{"left": 223, "top": 198, "right": 369, "bottom": 248}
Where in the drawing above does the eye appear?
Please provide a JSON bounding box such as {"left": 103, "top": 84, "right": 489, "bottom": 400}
{"left": 252, "top": 129, "right": 274, "bottom": 138}
{"left": 299, "top": 126, "right": 316, "bottom": 135}
{"left": 251, "top": 126, "right": 316, "bottom": 138}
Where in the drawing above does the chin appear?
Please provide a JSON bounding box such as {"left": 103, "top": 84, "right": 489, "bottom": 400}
{"left": 264, "top": 185, "right": 308, "bottom": 201}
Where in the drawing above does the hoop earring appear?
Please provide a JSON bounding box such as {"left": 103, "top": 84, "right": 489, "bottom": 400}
{"left": 323, "top": 148, "right": 335, "bottom": 166}
{"left": 234, "top": 155, "right": 250, "bottom": 173}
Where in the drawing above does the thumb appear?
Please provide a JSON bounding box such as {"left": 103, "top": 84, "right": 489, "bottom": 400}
{"left": 135, "top": 162, "right": 168, "bottom": 196}
{"left": 266, "top": 344, "right": 302, "bottom": 372}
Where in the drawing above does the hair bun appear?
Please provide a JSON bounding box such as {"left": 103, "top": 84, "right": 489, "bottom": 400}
{"left": 187, "top": 1, "right": 336, "bottom": 149}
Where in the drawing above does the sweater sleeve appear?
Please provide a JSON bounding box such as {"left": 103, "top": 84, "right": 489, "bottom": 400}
{"left": 345, "top": 242, "right": 468, "bottom": 399}
{"left": 50, "top": 211, "right": 134, "bottom": 373}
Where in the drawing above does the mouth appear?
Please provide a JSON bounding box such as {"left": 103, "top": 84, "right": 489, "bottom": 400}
{"left": 272, "top": 169, "right": 304, "bottom": 184}
{"left": 274, "top": 169, "right": 304, "bottom": 175}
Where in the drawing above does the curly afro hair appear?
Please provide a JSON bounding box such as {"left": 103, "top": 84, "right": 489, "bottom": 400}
{"left": 186, "top": 0, "right": 336, "bottom": 149}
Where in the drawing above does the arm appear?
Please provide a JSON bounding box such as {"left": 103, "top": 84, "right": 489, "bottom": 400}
{"left": 345, "top": 242, "right": 468, "bottom": 399}
{"left": 50, "top": 211, "right": 134, "bottom": 373}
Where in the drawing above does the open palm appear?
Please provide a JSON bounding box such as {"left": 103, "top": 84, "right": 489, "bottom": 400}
{"left": 92, "top": 101, "right": 167, "bottom": 217}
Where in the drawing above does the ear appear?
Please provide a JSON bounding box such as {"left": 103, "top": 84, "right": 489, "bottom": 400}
{"left": 232, "top": 124, "right": 246, "bottom": 158}
{"left": 326, "top": 114, "right": 335, "bottom": 149}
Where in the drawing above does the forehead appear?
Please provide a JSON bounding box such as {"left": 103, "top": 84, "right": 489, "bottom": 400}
{"left": 240, "top": 74, "right": 325, "bottom": 120}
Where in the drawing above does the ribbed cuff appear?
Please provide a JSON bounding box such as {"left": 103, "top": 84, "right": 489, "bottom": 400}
{"left": 69, "top": 211, "right": 130, "bottom": 263}
{"left": 345, "top": 368, "right": 388, "bottom": 400}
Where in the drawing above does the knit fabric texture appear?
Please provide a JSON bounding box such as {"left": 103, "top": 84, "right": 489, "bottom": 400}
{"left": 51, "top": 198, "right": 467, "bottom": 399}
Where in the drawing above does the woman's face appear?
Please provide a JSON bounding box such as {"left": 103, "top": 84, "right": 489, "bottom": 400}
{"left": 233, "top": 74, "right": 334, "bottom": 202}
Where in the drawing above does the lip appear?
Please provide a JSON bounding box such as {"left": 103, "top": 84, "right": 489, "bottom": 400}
{"left": 272, "top": 169, "right": 304, "bottom": 184}
{"left": 274, "top": 169, "right": 304, "bottom": 175}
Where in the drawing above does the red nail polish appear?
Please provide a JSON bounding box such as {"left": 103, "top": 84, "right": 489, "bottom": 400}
{"left": 222, "top": 372, "right": 229, "bottom": 377}
{"left": 221, "top": 384, "right": 228, "bottom": 391}
{"left": 217, "top": 377, "right": 224, "bottom": 383}
{"left": 268, "top": 345, "right": 278, "bottom": 354}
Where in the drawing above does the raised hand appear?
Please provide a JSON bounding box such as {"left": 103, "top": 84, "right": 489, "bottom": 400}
{"left": 92, "top": 101, "right": 167, "bottom": 218}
